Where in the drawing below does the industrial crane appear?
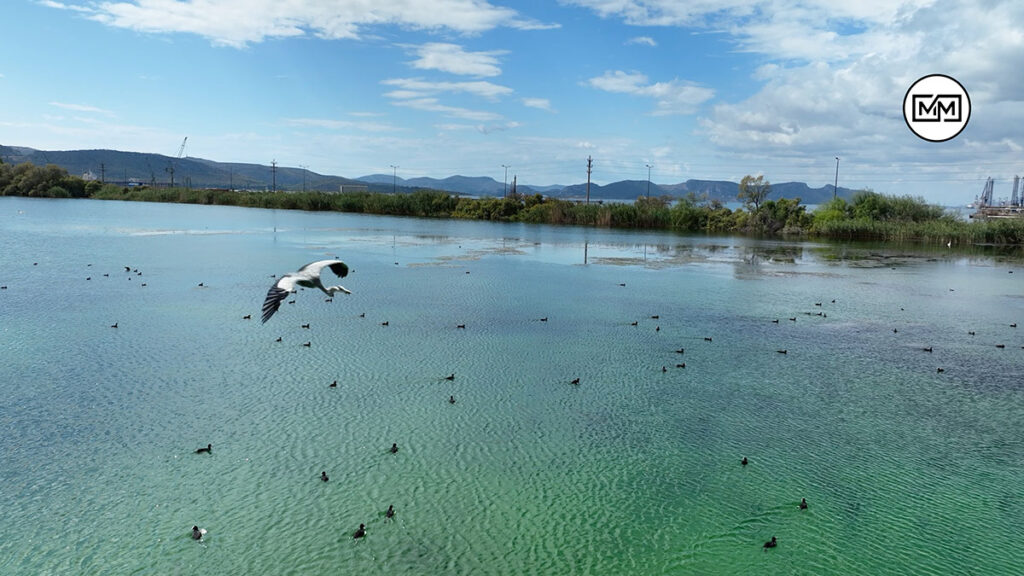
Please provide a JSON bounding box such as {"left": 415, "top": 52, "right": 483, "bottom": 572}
{"left": 166, "top": 137, "right": 187, "bottom": 187}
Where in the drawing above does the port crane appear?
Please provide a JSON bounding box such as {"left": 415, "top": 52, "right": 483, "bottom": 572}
{"left": 166, "top": 137, "right": 187, "bottom": 187}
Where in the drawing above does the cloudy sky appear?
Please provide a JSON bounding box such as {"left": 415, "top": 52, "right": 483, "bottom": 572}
{"left": 2, "top": 0, "right": 1023, "bottom": 204}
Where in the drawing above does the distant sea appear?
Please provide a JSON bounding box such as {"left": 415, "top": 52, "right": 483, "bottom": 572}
{"left": 1, "top": 197, "right": 1021, "bottom": 575}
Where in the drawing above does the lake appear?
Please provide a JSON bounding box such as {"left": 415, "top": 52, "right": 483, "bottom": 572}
{"left": 1, "top": 196, "right": 1021, "bottom": 575}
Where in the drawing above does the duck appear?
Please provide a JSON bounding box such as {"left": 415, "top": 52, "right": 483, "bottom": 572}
{"left": 195, "top": 444, "right": 212, "bottom": 454}
{"left": 799, "top": 498, "right": 808, "bottom": 510}
{"left": 321, "top": 471, "right": 329, "bottom": 482}
{"left": 192, "top": 525, "right": 204, "bottom": 540}
{"left": 353, "top": 524, "right": 366, "bottom": 539}
{"left": 390, "top": 443, "right": 398, "bottom": 454}
{"left": 448, "top": 395, "right": 456, "bottom": 404}
{"left": 444, "top": 373, "right": 455, "bottom": 381}
{"left": 763, "top": 536, "right": 777, "bottom": 549}
{"left": 741, "top": 457, "right": 748, "bottom": 466}
{"left": 385, "top": 505, "right": 395, "bottom": 520}
{"left": 570, "top": 377, "right": 580, "bottom": 385}
{"left": 329, "top": 380, "right": 337, "bottom": 388}
{"left": 242, "top": 314, "right": 251, "bottom": 320}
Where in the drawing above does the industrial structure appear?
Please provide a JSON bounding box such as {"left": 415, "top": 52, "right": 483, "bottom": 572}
{"left": 970, "top": 176, "right": 1024, "bottom": 219}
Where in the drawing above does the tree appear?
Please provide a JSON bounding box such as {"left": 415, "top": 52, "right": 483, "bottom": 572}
{"left": 738, "top": 174, "right": 771, "bottom": 211}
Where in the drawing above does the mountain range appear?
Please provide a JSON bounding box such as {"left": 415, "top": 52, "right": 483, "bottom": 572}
{"left": 0, "top": 145, "right": 855, "bottom": 204}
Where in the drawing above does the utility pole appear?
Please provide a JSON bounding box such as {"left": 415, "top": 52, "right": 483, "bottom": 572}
{"left": 300, "top": 165, "right": 308, "bottom": 192}
{"left": 100, "top": 163, "right": 105, "bottom": 184}
{"left": 390, "top": 165, "right": 399, "bottom": 194}
{"left": 646, "top": 164, "right": 652, "bottom": 199}
{"left": 502, "top": 164, "right": 510, "bottom": 198}
{"left": 271, "top": 159, "right": 277, "bottom": 192}
{"left": 834, "top": 157, "right": 840, "bottom": 200}
{"left": 586, "top": 156, "right": 592, "bottom": 204}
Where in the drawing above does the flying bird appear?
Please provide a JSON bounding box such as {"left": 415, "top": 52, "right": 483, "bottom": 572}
{"left": 261, "top": 260, "right": 351, "bottom": 323}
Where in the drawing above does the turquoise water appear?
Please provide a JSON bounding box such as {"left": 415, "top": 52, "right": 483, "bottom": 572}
{"left": 1, "top": 197, "right": 1021, "bottom": 575}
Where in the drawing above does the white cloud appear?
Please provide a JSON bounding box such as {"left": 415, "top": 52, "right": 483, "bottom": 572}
{"left": 409, "top": 43, "right": 506, "bottom": 77}
{"left": 625, "top": 36, "right": 656, "bottom": 46}
{"left": 392, "top": 97, "right": 502, "bottom": 122}
{"left": 382, "top": 77, "right": 513, "bottom": 101}
{"left": 49, "top": 102, "right": 116, "bottom": 116}
{"left": 521, "top": 97, "right": 553, "bottom": 111}
{"left": 284, "top": 117, "right": 400, "bottom": 133}
{"left": 64, "top": 0, "right": 553, "bottom": 47}
{"left": 586, "top": 71, "right": 714, "bottom": 115}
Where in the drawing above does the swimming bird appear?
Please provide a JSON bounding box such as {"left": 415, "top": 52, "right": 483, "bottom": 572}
{"left": 937, "top": 368, "right": 945, "bottom": 373}
{"left": 242, "top": 314, "right": 251, "bottom": 320}
{"left": 799, "top": 498, "right": 808, "bottom": 510}
{"left": 571, "top": 377, "right": 580, "bottom": 385}
{"left": 771, "top": 319, "right": 779, "bottom": 323}
{"left": 390, "top": 443, "right": 398, "bottom": 454}
{"left": 110, "top": 322, "right": 118, "bottom": 328}
{"left": 385, "top": 505, "right": 395, "bottom": 520}
{"left": 353, "top": 524, "right": 366, "bottom": 539}
{"left": 456, "top": 324, "right": 466, "bottom": 329}
{"left": 676, "top": 363, "right": 686, "bottom": 368}
{"left": 675, "top": 348, "right": 685, "bottom": 354}
{"left": 922, "top": 346, "right": 933, "bottom": 352}
{"left": 261, "top": 260, "right": 351, "bottom": 323}
{"left": 449, "top": 395, "right": 456, "bottom": 404}
{"left": 741, "top": 457, "right": 748, "bottom": 466}
{"left": 329, "top": 380, "right": 337, "bottom": 387}
{"left": 195, "top": 444, "right": 211, "bottom": 454}
{"left": 763, "top": 536, "right": 777, "bottom": 549}
{"left": 776, "top": 350, "right": 787, "bottom": 354}
{"left": 275, "top": 336, "right": 282, "bottom": 342}
{"left": 302, "top": 341, "right": 311, "bottom": 347}
{"left": 321, "top": 471, "right": 329, "bottom": 482}
{"left": 192, "top": 525, "right": 204, "bottom": 540}
{"left": 444, "top": 373, "right": 455, "bottom": 381}
{"left": 301, "top": 323, "right": 310, "bottom": 329}
{"left": 704, "top": 337, "right": 713, "bottom": 342}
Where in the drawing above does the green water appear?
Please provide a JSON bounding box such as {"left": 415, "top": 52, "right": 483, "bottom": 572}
{"left": 0, "top": 197, "right": 1021, "bottom": 575}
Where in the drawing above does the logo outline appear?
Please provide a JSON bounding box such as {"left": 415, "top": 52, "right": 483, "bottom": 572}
{"left": 903, "top": 74, "right": 971, "bottom": 142}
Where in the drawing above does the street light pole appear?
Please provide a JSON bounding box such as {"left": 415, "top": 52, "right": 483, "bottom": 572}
{"left": 501, "top": 164, "right": 510, "bottom": 198}
{"left": 390, "top": 164, "right": 399, "bottom": 194}
{"left": 834, "top": 157, "right": 840, "bottom": 200}
{"left": 645, "top": 164, "right": 652, "bottom": 199}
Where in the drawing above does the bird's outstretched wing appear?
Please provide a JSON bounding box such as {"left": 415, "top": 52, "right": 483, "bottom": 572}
{"left": 261, "top": 276, "right": 297, "bottom": 323}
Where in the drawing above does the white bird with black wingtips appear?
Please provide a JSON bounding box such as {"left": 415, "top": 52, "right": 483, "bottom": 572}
{"left": 262, "top": 260, "right": 351, "bottom": 323}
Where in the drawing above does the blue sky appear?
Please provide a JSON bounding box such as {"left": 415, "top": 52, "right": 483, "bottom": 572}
{"left": 2, "top": 1, "right": 1024, "bottom": 204}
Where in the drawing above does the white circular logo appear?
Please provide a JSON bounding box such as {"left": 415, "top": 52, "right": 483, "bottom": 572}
{"left": 903, "top": 74, "right": 970, "bottom": 142}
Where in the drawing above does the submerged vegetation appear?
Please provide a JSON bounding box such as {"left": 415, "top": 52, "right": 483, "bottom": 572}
{"left": 4, "top": 161, "right": 1023, "bottom": 245}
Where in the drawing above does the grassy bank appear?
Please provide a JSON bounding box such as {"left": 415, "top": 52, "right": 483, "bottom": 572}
{"left": 4, "top": 160, "right": 1023, "bottom": 246}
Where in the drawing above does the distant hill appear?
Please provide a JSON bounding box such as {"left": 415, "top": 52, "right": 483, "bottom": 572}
{"left": 1, "top": 145, "right": 854, "bottom": 203}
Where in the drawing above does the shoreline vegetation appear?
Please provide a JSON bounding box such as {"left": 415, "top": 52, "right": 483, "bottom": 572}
{"left": 3, "top": 160, "right": 1023, "bottom": 246}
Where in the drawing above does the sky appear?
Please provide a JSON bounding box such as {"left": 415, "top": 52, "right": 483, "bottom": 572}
{"left": 2, "top": 0, "right": 1023, "bottom": 204}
